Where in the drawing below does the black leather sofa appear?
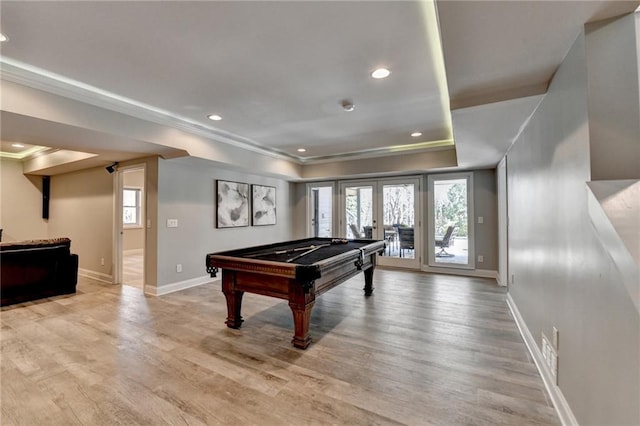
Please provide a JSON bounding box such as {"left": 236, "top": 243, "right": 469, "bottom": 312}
{"left": 1, "top": 237, "right": 79, "bottom": 306}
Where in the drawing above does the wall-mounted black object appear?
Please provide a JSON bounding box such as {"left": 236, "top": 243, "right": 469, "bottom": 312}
{"left": 42, "top": 176, "right": 50, "bottom": 219}
{"left": 105, "top": 162, "right": 119, "bottom": 174}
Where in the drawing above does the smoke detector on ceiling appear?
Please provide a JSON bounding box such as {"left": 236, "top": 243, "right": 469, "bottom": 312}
{"left": 341, "top": 99, "right": 355, "bottom": 112}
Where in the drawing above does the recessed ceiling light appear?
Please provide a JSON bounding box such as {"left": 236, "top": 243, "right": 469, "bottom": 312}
{"left": 207, "top": 114, "right": 222, "bottom": 121}
{"left": 11, "top": 143, "right": 25, "bottom": 148}
{"left": 297, "top": 148, "right": 306, "bottom": 153}
{"left": 411, "top": 132, "right": 422, "bottom": 137}
{"left": 0, "top": 33, "right": 8, "bottom": 42}
{"left": 371, "top": 68, "right": 391, "bottom": 79}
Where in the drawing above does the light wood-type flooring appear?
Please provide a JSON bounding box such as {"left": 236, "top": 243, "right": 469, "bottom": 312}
{"left": 1, "top": 269, "right": 559, "bottom": 425}
{"left": 123, "top": 250, "right": 144, "bottom": 290}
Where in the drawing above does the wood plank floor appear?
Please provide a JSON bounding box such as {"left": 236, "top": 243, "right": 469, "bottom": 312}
{"left": 1, "top": 269, "right": 559, "bottom": 425}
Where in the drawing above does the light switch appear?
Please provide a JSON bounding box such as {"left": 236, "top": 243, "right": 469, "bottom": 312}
{"left": 478, "top": 216, "right": 484, "bottom": 224}
{"left": 167, "top": 219, "right": 178, "bottom": 228}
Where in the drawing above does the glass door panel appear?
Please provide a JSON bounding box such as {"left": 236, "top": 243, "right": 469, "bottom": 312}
{"left": 428, "top": 173, "right": 474, "bottom": 269}
{"left": 382, "top": 183, "right": 414, "bottom": 258}
{"left": 377, "top": 178, "right": 420, "bottom": 269}
{"left": 342, "top": 183, "right": 374, "bottom": 239}
{"left": 308, "top": 183, "right": 333, "bottom": 238}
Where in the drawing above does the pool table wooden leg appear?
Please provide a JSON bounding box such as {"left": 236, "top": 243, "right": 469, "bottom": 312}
{"left": 289, "top": 282, "right": 315, "bottom": 349}
{"left": 222, "top": 272, "right": 244, "bottom": 328}
{"left": 363, "top": 266, "right": 375, "bottom": 296}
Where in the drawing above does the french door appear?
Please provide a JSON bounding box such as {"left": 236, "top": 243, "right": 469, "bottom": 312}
{"left": 427, "top": 172, "right": 475, "bottom": 269}
{"left": 306, "top": 182, "right": 335, "bottom": 238}
{"left": 340, "top": 177, "right": 421, "bottom": 269}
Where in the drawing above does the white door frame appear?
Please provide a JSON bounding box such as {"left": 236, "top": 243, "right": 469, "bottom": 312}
{"left": 338, "top": 179, "right": 378, "bottom": 239}
{"left": 427, "top": 172, "right": 475, "bottom": 270}
{"left": 114, "top": 163, "right": 146, "bottom": 286}
{"left": 497, "top": 157, "right": 508, "bottom": 286}
{"left": 338, "top": 177, "right": 422, "bottom": 270}
{"left": 306, "top": 181, "right": 336, "bottom": 238}
{"left": 376, "top": 176, "right": 421, "bottom": 269}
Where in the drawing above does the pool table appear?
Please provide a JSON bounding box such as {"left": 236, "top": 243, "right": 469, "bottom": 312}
{"left": 206, "top": 237, "right": 385, "bottom": 349}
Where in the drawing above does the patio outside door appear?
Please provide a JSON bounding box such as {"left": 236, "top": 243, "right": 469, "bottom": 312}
{"left": 340, "top": 177, "right": 420, "bottom": 269}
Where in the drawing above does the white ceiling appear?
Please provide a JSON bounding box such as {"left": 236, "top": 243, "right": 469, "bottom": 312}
{"left": 0, "top": 1, "right": 637, "bottom": 176}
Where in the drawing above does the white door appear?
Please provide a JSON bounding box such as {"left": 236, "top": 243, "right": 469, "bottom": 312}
{"left": 339, "top": 180, "right": 377, "bottom": 239}
{"left": 427, "top": 172, "right": 475, "bottom": 269}
{"left": 377, "top": 177, "right": 421, "bottom": 269}
{"left": 307, "top": 182, "right": 334, "bottom": 238}
{"left": 339, "top": 177, "right": 421, "bottom": 269}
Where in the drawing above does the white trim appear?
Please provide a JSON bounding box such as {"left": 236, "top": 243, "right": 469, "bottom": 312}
{"left": 78, "top": 268, "right": 113, "bottom": 284}
{"left": 145, "top": 275, "right": 219, "bottom": 296}
{"left": 497, "top": 156, "right": 509, "bottom": 287}
{"left": 427, "top": 172, "right": 476, "bottom": 269}
{"left": 306, "top": 181, "right": 336, "bottom": 238}
{"left": 421, "top": 265, "right": 498, "bottom": 280}
{"left": 0, "top": 58, "right": 296, "bottom": 163}
{"left": 506, "top": 293, "right": 579, "bottom": 426}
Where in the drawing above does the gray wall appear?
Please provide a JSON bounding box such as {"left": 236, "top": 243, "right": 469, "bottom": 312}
{"left": 507, "top": 27, "right": 639, "bottom": 425}
{"left": 470, "top": 169, "right": 498, "bottom": 271}
{"left": 586, "top": 13, "right": 640, "bottom": 180}
{"left": 156, "top": 157, "right": 295, "bottom": 288}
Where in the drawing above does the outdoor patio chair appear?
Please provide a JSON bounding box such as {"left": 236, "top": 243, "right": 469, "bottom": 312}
{"left": 397, "top": 226, "right": 414, "bottom": 258}
{"left": 435, "top": 225, "right": 455, "bottom": 257}
{"left": 349, "top": 223, "right": 363, "bottom": 239}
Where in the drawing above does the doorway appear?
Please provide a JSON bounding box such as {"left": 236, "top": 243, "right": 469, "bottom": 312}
{"left": 116, "top": 166, "right": 146, "bottom": 290}
{"left": 307, "top": 182, "right": 334, "bottom": 238}
{"left": 427, "top": 173, "right": 474, "bottom": 269}
{"left": 339, "top": 177, "right": 421, "bottom": 269}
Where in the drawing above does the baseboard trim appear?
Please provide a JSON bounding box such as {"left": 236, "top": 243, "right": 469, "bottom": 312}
{"left": 506, "top": 293, "right": 578, "bottom": 426}
{"left": 146, "top": 274, "right": 219, "bottom": 296}
{"left": 421, "top": 265, "right": 498, "bottom": 281}
{"left": 78, "top": 268, "right": 113, "bottom": 284}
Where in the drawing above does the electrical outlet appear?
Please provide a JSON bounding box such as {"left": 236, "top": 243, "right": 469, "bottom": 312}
{"left": 477, "top": 255, "right": 484, "bottom": 262}
{"left": 101, "top": 257, "right": 105, "bottom": 266}
{"left": 176, "top": 264, "right": 182, "bottom": 273}
{"left": 167, "top": 219, "right": 178, "bottom": 228}
{"left": 478, "top": 216, "right": 484, "bottom": 224}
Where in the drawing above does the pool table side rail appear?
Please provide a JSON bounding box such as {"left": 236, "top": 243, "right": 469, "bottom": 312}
{"left": 206, "top": 254, "right": 302, "bottom": 279}
{"left": 206, "top": 240, "right": 385, "bottom": 282}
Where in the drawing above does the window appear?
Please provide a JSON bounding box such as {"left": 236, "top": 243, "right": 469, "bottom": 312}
{"left": 123, "top": 188, "right": 142, "bottom": 227}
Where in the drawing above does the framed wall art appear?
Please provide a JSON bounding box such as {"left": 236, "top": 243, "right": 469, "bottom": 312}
{"left": 216, "top": 180, "right": 249, "bottom": 228}
{"left": 252, "top": 184, "right": 276, "bottom": 226}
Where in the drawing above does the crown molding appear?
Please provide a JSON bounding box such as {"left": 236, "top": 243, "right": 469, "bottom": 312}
{"left": 0, "top": 145, "right": 49, "bottom": 160}
{"left": 1, "top": 57, "right": 456, "bottom": 166}
{"left": 298, "top": 139, "right": 455, "bottom": 164}
{"left": 0, "top": 57, "right": 299, "bottom": 163}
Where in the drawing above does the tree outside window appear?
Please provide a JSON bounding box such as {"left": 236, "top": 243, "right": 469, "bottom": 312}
{"left": 434, "top": 180, "right": 467, "bottom": 237}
